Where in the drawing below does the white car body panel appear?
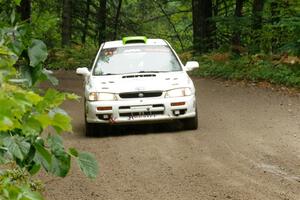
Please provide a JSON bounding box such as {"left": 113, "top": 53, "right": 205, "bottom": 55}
{"left": 87, "top": 71, "right": 193, "bottom": 93}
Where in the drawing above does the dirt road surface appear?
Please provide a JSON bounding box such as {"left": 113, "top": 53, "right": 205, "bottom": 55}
{"left": 41, "top": 71, "right": 300, "bottom": 200}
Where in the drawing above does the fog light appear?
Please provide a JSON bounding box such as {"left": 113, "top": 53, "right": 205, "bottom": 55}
{"left": 171, "top": 102, "right": 185, "bottom": 106}
{"left": 174, "top": 110, "right": 180, "bottom": 116}
{"left": 97, "top": 106, "right": 112, "bottom": 111}
{"left": 97, "top": 114, "right": 111, "bottom": 120}
{"left": 103, "top": 114, "right": 110, "bottom": 119}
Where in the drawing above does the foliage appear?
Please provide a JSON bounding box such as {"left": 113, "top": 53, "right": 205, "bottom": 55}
{"left": 46, "top": 45, "right": 98, "bottom": 70}
{"left": 0, "top": 2, "right": 99, "bottom": 199}
{"left": 209, "top": 0, "right": 300, "bottom": 55}
{"left": 192, "top": 52, "right": 300, "bottom": 88}
{"left": 0, "top": 167, "right": 43, "bottom": 200}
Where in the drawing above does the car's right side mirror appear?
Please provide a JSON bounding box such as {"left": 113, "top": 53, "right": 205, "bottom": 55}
{"left": 184, "top": 61, "right": 199, "bottom": 72}
{"left": 76, "top": 67, "right": 90, "bottom": 76}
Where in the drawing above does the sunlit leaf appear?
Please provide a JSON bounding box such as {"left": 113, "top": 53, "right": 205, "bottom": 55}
{"left": 52, "top": 113, "right": 72, "bottom": 133}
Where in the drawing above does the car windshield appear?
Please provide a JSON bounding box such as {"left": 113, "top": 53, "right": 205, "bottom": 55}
{"left": 93, "top": 45, "right": 182, "bottom": 75}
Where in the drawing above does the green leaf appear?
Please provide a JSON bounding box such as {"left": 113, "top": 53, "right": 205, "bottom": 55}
{"left": 66, "top": 93, "right": 79, "bottom": 100}
{"left": 50, "top": 152, "right": 70, "bottom": 177}
{"left": 34, "top": 114, "right": 51, "bottom": 129}
{"left": 42, "top": 69, "right": 58, "bottom": 85}
{"left": 14, "top": 0, "right": 22, "bottom": 6}
{"left": 25, "top": 92, "right": 42, "bottom": 105}
{"left": 0, "top": 150, "right": 9, "bottom": 164}
{"left": 48, "top": 135, "right": 71, "bottom": 177}
{"left": 10, "top": 9, "right": 15, "bottom": 25}
{"left": 28, "top": 39, "right": 48, "bottom": 67}
{"left": 20, "top": 65, "right": 33, "bottom": 86}
{"left": 52, "top": 113, "right": 72, "bottom": 133}
{"left": 2, "top": 136, "right": 30, "bottom": 161}
{"left": 28, "top": 163, "right": 41, "bottom": 175}
{"left": 18, "top": 139, "right": 31, "bottom": 157}
{"left": 20, "top": 187, "right": 44, "bottom": 200}
{"left": 36, "top": 89, "right": 66, "bottom": 112}
{"left": 76, "top": 152, "right": 98, "bottom": 179}
{"left": 33, "top": 143, "right": 52, "bottom": 171}
{"left": 0, "top": 116, "right": 14, "bottom": 131}
{"left": 47, "top": 134, "right": 63, "bottom": 151}
{"left": 0, "top": 131, "right": 10, "bottom": 140}
{"left": 3, "top": 137, "right": 23, "bottom": 160}
{"left": 22, "top": 117, "right": 42, "bottom": 136}
{"left": 68, "top": 148, "right": 78, "bottom": 157}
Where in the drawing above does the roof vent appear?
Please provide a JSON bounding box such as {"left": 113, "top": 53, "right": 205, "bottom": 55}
{"left": 122, "top": 36, "right": 147, "bottom": 45}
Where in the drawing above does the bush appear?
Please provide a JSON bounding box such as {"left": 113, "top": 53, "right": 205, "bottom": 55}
{"left": 46, "top": 45, "right": 98, "bottom": 70}
{"left": 0, "top": 4, "right": 99, "bottom": 199}
{"left": 192, "top": 52, "right": 300, "bottom": 88}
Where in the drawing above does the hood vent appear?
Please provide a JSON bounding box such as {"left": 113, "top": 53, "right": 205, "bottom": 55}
{"left": 119, "top": 91, "right": 162, "bottom": 99}
{"left": 122, "top": 74, "right": 156, "bottom": 79}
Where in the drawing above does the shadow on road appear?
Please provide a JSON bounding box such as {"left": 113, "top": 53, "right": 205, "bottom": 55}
{"left": 75, "top": 121, "right": 189, "bottom": 138}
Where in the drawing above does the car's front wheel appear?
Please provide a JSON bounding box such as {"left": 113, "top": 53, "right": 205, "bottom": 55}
{"left": 85, "top": 121, "right": 97, "bottom": 137}
{"left": 182, "top": 109, "right": 198, "bottom": 130}
{"left": 85, "top": 121, "right": 108, "bottom": 137}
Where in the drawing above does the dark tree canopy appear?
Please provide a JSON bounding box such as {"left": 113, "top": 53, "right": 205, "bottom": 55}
{"left": 2, "top": 0, "right": 298, "bottom": 55}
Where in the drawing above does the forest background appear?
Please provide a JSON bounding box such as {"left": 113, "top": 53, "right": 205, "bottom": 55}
{"left": 0, "top": 0, "right": 299, "bottom": 199}
{"left": 2, "top": 0, "right": 299, "bottom": 87}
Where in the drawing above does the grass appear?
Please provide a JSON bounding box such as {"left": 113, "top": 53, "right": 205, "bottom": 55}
{"left": 190, "top": 53, "right": 300, "bottom": 88}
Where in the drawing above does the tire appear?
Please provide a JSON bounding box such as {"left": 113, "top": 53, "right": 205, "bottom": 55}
{"left": 85, "top": 121, "right": 97, "bottom": 137}
{"left": 182, "top": 110, "right": 198, "bottom": 130}
{"left": 85, "top": 120, "right": 108, "bottom": 137}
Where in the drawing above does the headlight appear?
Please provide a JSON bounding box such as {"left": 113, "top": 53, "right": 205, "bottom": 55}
{"left": 88, "top": 92, "right": 117, "bottom": 101}
{"left": 165, "top": 88, "right": 192, "bottom": 98}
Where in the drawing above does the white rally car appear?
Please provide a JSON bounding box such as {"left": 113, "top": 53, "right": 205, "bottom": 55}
{"left": 76, "top": 36, "right": 199, "bottom": 136}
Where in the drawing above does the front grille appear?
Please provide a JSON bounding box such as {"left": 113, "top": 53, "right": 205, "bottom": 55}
{"left": 119, "top": 91, "right": 162, "bottom": 99}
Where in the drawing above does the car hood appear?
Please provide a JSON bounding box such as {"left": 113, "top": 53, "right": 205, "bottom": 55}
{"left": 88, "top": 71, "right": 193, "bottom": 93}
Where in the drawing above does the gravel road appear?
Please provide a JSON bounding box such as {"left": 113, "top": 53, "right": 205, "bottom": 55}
{"left": 41, "top": 71, "right": 300, "bottom": 200}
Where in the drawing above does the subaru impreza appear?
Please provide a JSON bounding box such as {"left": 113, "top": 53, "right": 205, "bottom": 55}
{"left": 76, "top": 36, "right": 199, "bottom": 136}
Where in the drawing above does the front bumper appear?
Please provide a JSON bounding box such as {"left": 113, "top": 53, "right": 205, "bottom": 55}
{"left": 85, "top": 95, "right": 196, "bottom": 124}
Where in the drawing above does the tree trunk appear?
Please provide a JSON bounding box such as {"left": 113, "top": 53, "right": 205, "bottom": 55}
{"left": 251, "top": 0, "right": 265, "bottom": 52}
{"left": 62, "top": 0, "right": 72, "bottom": 46}
{"left": 270, "top": 1, "right": 280, "bottom": 53}
{"left": 82, "top": 0, "right": 91, "bottom": 44}
{"left": 252, "top": 0, "right": 264, "bottom": 30}
{"left": 17, "top": 0, "right": 31, "bottom": 21}
{"left": 232, "top": 0, "right": 244, "bottom": 54}
{"left": 113, "top": 0, "right": 123, "bottom": 40}
{"left": 97, "top": 0, "right": 107, "bottom": 46}
{"left": 192, "top": 0, "right": 214, "bottom": 53}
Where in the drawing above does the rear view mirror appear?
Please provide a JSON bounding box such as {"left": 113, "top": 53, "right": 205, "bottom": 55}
{"left": 76, "top": 67, "right": 90, "bottom": 76}
{"left": 185, "top": 61, "right": 199, "bottom": 71}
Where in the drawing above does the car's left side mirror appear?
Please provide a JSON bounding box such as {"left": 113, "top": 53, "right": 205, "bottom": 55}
{"left": 76, "top": 67, "right": 90, "bottom": 76}
{"left": 184, "top": 61, "right": 199, "bottom": 71}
